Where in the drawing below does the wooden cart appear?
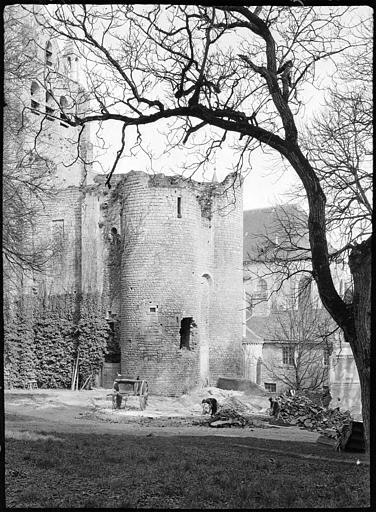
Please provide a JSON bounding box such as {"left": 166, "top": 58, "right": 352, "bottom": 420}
{"left": 108, "top": 376, "right": 149, "bottom": 411}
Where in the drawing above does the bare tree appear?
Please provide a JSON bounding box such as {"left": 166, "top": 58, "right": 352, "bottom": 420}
{"left": 245, "top": 17, "right": 371, "bottom": 434}
{"left": 15, "top": 5, "right": 372, "bottom": 451}
{"left": 301, "top": 19, "right": 372, "bottom": 257}
{"left": 261, "top": 301, "right": 336, "bottom": 392}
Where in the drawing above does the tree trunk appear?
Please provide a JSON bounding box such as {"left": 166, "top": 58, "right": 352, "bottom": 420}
{"left": 348, "top": 236, "right": 371, "bottom": 454}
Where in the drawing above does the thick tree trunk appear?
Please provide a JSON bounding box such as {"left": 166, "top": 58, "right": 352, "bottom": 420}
{"left": 348, "top": 236, "right": 371, "bottom": 454}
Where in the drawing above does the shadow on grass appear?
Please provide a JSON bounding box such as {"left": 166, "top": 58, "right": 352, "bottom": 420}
{"left": 5, "top": 431, "right": 370, "bottom": 509}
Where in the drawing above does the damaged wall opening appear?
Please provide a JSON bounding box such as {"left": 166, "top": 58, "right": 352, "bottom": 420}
{"left": 179, "top": 317, "right": 192, "bottom": 349}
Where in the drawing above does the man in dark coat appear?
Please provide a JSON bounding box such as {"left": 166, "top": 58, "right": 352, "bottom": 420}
{"left": 113, "top": 380, "right": 122, "bottom": 409}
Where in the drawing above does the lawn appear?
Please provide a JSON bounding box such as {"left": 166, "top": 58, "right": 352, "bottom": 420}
{"left": 5, "top": 430, "right": 369, "bottom": 508}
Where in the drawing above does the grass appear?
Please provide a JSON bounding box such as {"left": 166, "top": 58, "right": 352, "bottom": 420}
{"left": 5, "top": 430, "right": 369, "bottom": 508}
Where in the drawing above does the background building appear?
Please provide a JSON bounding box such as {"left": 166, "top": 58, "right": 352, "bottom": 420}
{"left": 242, "top": 206, "right": 361, "bottom": 416}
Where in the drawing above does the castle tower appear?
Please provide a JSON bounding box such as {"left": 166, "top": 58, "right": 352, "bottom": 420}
{"left": 113, "top": 171, "right": 244, "bottom": 395}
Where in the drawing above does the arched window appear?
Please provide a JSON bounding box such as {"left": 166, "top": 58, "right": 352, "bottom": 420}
{"left": 46, "top": 91, "right": 54, "bottom": 117}
{"left": 30, "top": 81, "right": 40, "bottom": 111}
{"left": 298, "top": 276, "right": 312, "bottom": 310}
{"left": 45, "top": 41, "right": 53, "bottom": 67}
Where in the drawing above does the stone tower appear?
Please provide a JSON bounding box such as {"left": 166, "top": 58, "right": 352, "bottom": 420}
{"left": 107, "top": 171, "right": 244, "bottom": 395}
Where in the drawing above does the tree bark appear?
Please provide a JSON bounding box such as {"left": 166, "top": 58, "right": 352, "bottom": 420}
{"left": 348, "top": 236, "right": 371, "bottom": 453}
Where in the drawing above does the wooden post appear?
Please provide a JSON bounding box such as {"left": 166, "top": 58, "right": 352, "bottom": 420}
{"left": 71, "top": 349, "right": 80, "bottom": 391}
{"left": 71, "top": 360, "right": 77, "bottom": 391}
{"left": 70, "top": 363, "right": 75, "bottom": 390}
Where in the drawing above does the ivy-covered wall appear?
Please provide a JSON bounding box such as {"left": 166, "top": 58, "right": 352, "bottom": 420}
{"left": 4, "top": 292, "right": 115, "bottom": 389}
{"left": 4, "top": 296, "right": 36, "bottom": 388}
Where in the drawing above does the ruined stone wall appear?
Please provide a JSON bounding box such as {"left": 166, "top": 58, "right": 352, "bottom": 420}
{"left": 24, "top": 187, "right": 83, "bottom": 297}
{"left": 110, "top": 171, "right": 243, "bottom": 395}
{"left": 81, "top": 186, "right": 105, "bottom": 297}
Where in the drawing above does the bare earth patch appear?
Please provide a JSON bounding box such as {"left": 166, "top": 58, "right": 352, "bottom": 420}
{"left": 5, "top": 388, "right": 370, "bottom": 508}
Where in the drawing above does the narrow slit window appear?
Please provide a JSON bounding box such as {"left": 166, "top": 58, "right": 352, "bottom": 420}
{"left": 177, "top": 197, "right": 182, "bottom": 218}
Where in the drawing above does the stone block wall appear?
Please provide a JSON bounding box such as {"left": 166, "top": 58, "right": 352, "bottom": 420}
{"left": 108, "top": 171, "right": 244, "bottom": 395}
{"left": 210, "top": 174, "right": 244, "bottom": 384}
{"left": 25, "top": 187, "right": 83, "bottom": 297}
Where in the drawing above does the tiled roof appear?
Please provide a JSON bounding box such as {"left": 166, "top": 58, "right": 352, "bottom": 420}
{"left": 245, "top": 313, "right": 288, "bottom": 341}
{"left": 243, "top": 204, "right": 309, "bottom": 262}
{"left": 245, "top": 310, "right": 333, "bottom": 345}
{"left": 243, "top": 204, "right": 337, "bottom": 261}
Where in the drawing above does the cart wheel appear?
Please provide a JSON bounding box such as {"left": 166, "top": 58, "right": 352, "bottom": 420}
{"left": 139, "top": 395, "right": 147, "bottom": 411}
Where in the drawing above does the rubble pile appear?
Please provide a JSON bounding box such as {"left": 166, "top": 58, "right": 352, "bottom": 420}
{"left": 196, "top": 396, "right": 257, "bottom": 428}
{"left": 277, "top": 393, "right": 352, "bottom": 434}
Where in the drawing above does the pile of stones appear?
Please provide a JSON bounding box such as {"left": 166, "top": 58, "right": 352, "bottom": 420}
{"left": 277, "top": 392, "right": 352, "bottom": 434}
{"left": 194, "top": 396, "right": 257, "bottom": 428}
{"left": 208, "top": 396, "right": 255, "bottom": 428}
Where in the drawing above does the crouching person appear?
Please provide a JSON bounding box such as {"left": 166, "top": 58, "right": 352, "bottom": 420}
{"left": 269, "top": 397, "right": 281, "bottom": 419}
{"left": 202, "top": 398, "right": 218, "bottom": 416}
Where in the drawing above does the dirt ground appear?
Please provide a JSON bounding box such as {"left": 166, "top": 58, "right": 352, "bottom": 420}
{"left": 5, "top": 387, "right": 322, "bottom": 443}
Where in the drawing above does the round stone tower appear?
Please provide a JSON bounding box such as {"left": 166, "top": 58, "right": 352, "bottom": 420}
{"left": 117, "top": 170, "right": 243, "bottom": 395}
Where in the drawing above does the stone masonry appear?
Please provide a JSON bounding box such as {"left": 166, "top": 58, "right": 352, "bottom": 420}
{"left": 4, "top": 6, "right": 244, "bottom": 395}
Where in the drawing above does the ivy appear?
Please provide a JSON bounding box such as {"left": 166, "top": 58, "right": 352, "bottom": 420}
{"left": 4, "top": 292, "right": 112, "bottom": 389}
{"left": 74, "top": 295, "right": 111, "bottom": 387}
{"left": 4, "top": 298, "right": 36, "bottom": 387}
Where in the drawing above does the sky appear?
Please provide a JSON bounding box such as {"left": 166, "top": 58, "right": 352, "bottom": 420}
{"left": 82, "top": 4, "right": 371, "bottom": 213}
{"left": 89, "top": 116, "right": 302, "bottom": 211}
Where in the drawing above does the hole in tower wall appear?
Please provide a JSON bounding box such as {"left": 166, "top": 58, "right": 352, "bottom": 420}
{"left": 179, "top": 317, "right": 193, "bottom": 350}
{"left": 177, "top": 197, "right": 182, "bottom": 218}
